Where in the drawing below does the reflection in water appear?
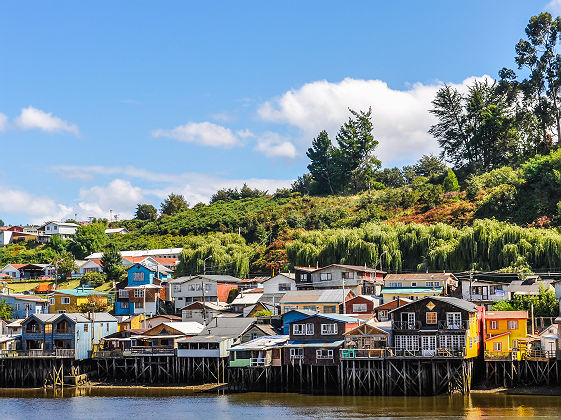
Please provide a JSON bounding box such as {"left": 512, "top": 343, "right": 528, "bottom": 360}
{"left": 1, "top": 389, "right": 561, "bottom": 419}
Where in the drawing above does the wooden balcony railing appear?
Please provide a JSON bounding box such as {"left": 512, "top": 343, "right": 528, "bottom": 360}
{"left": 391, "top": 321, "right": 422, "bottom": 331}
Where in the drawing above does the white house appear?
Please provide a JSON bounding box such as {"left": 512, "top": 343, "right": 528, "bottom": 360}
{"left": 86, "top": 247, "right": 183, "bottom": 260}
{"left": 1, "top": 264, "right": 26, "bottom": 280}
{"left": 76, "top": 259, "right": 103, "bottom": 276}
{"left": 461, "top": 278, "right": 508, "bottom": 304}
{"left": 169, "top": 274, "right": 241, "bottom": 311}
{"left": 41, "top": 221, "right": 79, "bottom": 239}
{"left": 105, "top": 228, "right": 129, "bottom": 235}
{"left": 262, "top": 273, "right": 296, "bottom": 295}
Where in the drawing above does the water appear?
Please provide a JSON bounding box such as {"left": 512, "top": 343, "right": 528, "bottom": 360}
{"left": 0, "top": 389, "right": 560, "bottom": 419}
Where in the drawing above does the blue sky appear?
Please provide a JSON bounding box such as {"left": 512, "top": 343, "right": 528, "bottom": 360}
{"left": 0, "top": 1, "right": 558, "bottom": 224}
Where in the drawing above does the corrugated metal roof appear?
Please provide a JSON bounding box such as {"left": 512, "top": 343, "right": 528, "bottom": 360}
{"left": 229, "top": 335, "right": 289, "bottom": 351}
{"left": 280, "top": 289, "right": 350, "bottom": 304}
{"left": 178, "top": 317, "right": 255, "bottom": 343}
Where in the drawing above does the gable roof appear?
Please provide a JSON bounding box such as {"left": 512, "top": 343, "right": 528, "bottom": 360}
{"left": 381, "top": 287, "right": 443, "bottom": 294}
{"left": 345, "top": 321, "right": 389, "bottom": 336}
{"left": 280, "top": 289, "right": 353, "bottom": 304}
{"left": 180, "top": 301, "right": 230, "bottom": 311}
{"left": 231, "top": 292, "right": 263, "bottom": 306}
{"left": 229, "top": 335, "right": 289, "bottom": 351}
{"left": 179, "top": 317, "right": 255, "bottom": 343}
{"left": 485, "top": 311, "right": 528, "bottom": 320}
{"left": 146, "top": 321, "right": 204, "bottom": 336}
{"left": 389, "top": 296, "right": 477, "bottom": 313}
{"left": 374, "top": 298, "right": 412, "bottom": 311}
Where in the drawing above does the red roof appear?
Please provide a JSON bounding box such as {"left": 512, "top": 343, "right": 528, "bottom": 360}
{"left": 151, "top": 257, "right": 179, "bottom": 265}
{"left": 6, "top": 264, "right": 26, "bottom": 269}
{"left": 89, "top": 259, "right": 102, "bottom": 266}
{"left": 486, "top": 311, "right": 528, "bottom": 320}
{"left": 245, "top": 287, "right": 264, "bottom": 294}
{"left": 124, "top": 256, "right": 149, "bottom": 263}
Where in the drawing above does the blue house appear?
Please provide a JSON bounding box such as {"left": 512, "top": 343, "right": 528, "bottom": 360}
{"left": 0, "top": 293, "right": 49, "bottom": 319}
{"left": 281, "top": 309, "right": 317, "bottom": 334}
{"left": 115, "top": 260, "right": 171, "bottom": 316}
{"left": 21, "top": 312, "right": 118, "bottom": 359}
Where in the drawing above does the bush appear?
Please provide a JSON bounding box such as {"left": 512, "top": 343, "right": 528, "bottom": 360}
{"left": 80, "top": 271, "right": 106, "bottom": 287}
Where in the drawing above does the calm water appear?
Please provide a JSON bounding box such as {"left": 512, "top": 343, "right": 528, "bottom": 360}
{"left": 0, "top": 389, "right": 560, "bottom": 419}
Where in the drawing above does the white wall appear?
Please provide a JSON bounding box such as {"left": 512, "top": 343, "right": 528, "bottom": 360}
{"left": 263, "top": 275, "right": 296, "bottom": 294}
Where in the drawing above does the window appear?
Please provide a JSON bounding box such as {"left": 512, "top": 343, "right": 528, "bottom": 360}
{"left": 279, "top": 283, "right": 291, "bottom": 291}
{"left": 133, "top": 272, "right": 145, "bottom": 282}
{"left": 323, "top": 305, "right": 336, "bottom": 314}
{"left": 342, "top": 272, "right": 354, "bottom": 279}
{"left": 439, "top": 335, "right": 466, "bottom": 350}
{"left": 320, "top": 273, "right": 332, "bottom": 281}
{"left": 290, "top": 348, "right": 303, "bottom": 359}
{"left": 293, "top": 324, "right": 305, "bottom": 335}
{"left": 401, "top": 312, "right": 415, "bottom": 327}
{"left": 134, "top": 289, "right": 144, "bottom": 298}
{"left": 119, "top": 289, "right": 129, "bottom": 298}
{"left": 306, "top": 323, "right": 314, "bottom": 335}
{"left": 411, "top": 282, "right": 417, "bottom": 287}
{"left": 61, "top": 297, "right": 70, "bottom": 305}
{"left": 426, "top": 312, "right": 437, "bottom": 324}
{"left": 57, "top": 310, "right": 66, "bottom": 314}
{"left": 300, "top": 273, "right": 309, "bottom": 281}
{"left": 490, "top": 320, "right": 498, "bottom": 330}
{"left": 352, "top": 303, "right": 367, "bottom": 313}
{"left": 426, "top": 281, "right": 440, "bottom": 287}
{"left": 173, "top": 285, "right": 181, "bottom": 292}
{"left": 249, "top": 333, "right": 258, "bottom": 341}
{"left": 121, "top": 302, "right": 129, "bottom": 309}
{"left": 321, "top": 323, "right": 337, "bottom": 335}
{"left": 394, "top": 335, "right": 419, "bottom": 351}
{"left": 15, "top": 303, "right": 21, "bottom": 311}
{"left": 183, "top": 310, "right": 192, "bottom": 318}
{"left": 49, "top": 298, "right": 55, "bottom": 305}
{"left": 389, "top": 282, "right": 403, "bottom": 287}
{"left": 493, "top": 342, "right": 502, "bottom": 352}
{"left": 507, "top": 320, "right": 518, "bottom": 330}
{"left": 446, "top": 312, "right": 461, "bottom": 329}
{"left": 135, "top": 301, "right": 143, "bottom": 309}
{"left": 316, "top": 349, "right": 333, "bottom": 359}
{"left": 283, "top": 305, "right": 297, "bottom": 313}
{"left": 303, "top": 305, "right": 317, "bottom": 311}
{"left": 84, "top": 324, "right": 88, "bottom": 332}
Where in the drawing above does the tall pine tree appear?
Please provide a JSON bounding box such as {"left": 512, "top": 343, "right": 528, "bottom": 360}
{"left": 306, "top": 130, "right": 335, "bottom": 194}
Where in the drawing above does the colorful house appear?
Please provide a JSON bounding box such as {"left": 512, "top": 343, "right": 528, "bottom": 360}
{"left": 344, "top": 295, "right": 379, "bottom": 315}
{"left": 114, "top": 261, "right": 170, "bottom": 316}
{"left": 389, "top": 296, "right": 482, "bottom": 358}
{"left": 341, "top": 321, "right": 389, "bottom": 359}
{"left": 373, "top": 298, "right": 412, "bottom": 321}
{"left": 484, "top": 310, "right": 528, "bottom": 360}
{"left": 49, "top": 288, "right": 109, "bottom": 314}
{"left": 381, "top": 273, "right": 459, "bottom": 303}
{"left": 0, "top": 293, "right": 49, "bottom": 318}
{"left": 229, "top": 335, "right": 289, "bottom": 367}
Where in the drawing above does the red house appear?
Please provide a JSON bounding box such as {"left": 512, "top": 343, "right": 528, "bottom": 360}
{"left": 345, "top": 295, "right": 378, "bottom": 315}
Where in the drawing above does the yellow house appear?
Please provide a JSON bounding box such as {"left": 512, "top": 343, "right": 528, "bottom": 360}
{"left": 49, "top": 288, "right": 109, "bottom": 313}
{"left": 117, "top": 314, "right": 145, "bottom": 331}
{"left": 280, "top": 289, "right": 355, "bottom": 314}
{"left": 484, "top": 311, "right": 528, "bottom": 360}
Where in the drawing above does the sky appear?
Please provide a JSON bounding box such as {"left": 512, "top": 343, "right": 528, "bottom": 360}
{"left": 0, "top": 0, "right": 560, "bottom": 225}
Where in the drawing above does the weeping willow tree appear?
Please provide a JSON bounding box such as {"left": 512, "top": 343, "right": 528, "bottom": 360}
{"left": 175, "top": 232, "right": 256, "bottom": 278}
{"left": 286, "top": 219, "right": 561, "bottom": 272}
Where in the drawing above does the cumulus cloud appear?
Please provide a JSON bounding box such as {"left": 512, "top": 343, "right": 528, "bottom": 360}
{"left": 258, "top": 76, "right": 491, "bottom": 166}
{"left": 545, "top": 0, "right": 561, "bottom": 14}
{"left": 151, "top": 121, "right": 242, "bottom": 147}
{"left": 254, "top": 132, "right": 298, "bottom": 159}
{"left": 15, "top": 106, "right": 79, "bottom": 135}
{"left": 0, "top": 184, "right": 72, "bottom": 224}
{"left": 77, "top": 179, "right": 144, "bottom": 220}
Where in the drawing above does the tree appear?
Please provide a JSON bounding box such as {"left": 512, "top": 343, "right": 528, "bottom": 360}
{"left": 376, "top": 167, "right": 406, "bottom": 188}
{"left": 429, "top": 80, "right": 518, "bottom": 173}
{"left": 252, "top": 309, "right": 273, "bottom": 317}
{"left": 80, "top": 271, "right": 106, "bottom": 288}
{"left": 49, "top": 235, "right": 67, "bottom": 254}
{"left": 306, "top": 130, "right": 336, "bottom": 194}
{"left": 0, "top": 219, "right": 4, "bottom": 227}
{"left": 76, "top": 295, "right": 109, "bottom": 313}
{"left": 135, "top": 203, "right": 158, "bottom": 221}
{"left": 101, "top": 244, "right": 124, "bottom": 282}
{"left": 55, "top": 251, "right": 77, "bottom": 279}
{"left": 403, "top": 154, "right": 447, "bottom": 182}
{"left": 335, "top": 108, "right": 381, "bottom": 192}
{"left": 160, "top": 193, "right": 189, "bottom": 215}
{"left": 68, "top": 223, "right": 107, "bottom": 259}
{"left": 500, "top": 13, "right": 561, "bottom": 148}
{"left": 443, "top": 169, "right": 460, "bottom": 192}
{"left": 291, "top": 174, "right": 314, "bottom": 195}
{"left": 0, "top": 299, "right": 13, "bottom": 320}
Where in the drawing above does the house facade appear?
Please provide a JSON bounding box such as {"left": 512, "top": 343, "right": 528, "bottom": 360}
{"left": 169, "top": 274, "right": 240, "bottom": 311}
{"left": 483, "top": 310, "right": 528, "bottom": 360}
{"left": 344, "top": 295, "right": 378, "bottom": 315}
{"left": 41, "top": 221, "right": 79, "bottom": 239}
{"left": 381, "top": 273, "right": 458, "bottom": 303}
{"left": 280, "top": 289, "right": 355, "bottom": 315}
{"left": 49, "top": 288, "right": 109, "bottom": 314}
{"left": 0, "top": 264, "right": 26, "bottom": 281}
{"left": 262, "top": 273, "right": 296, "bottom": 295}
{"left": 282, "top": 314, "right": 361, "bottom": 366}
{"left": 181, "top": 301, "right": 229, "bottom": 324}
{"left": 389, "top": 296, "right": 481, "bottom": 358}
{"left": 461, "top": 279, "right": 507, "bottom": 305}
{"left": 0, "top": 294, "right": 48, "bottom": 318}
{"left": 309, "top": 265, "right": 385, "bottom": 294}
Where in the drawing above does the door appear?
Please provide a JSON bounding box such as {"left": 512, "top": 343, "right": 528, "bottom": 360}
{"left": 421, "top": 336, "right": 436, "bottom": 356}
{"left": 401, "top": 312, "right": 415, "bottom": 329}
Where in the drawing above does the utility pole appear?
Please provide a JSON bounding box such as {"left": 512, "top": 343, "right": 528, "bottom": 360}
{"left": 469, "top": 270, "right": 473, "bottom": 300}
{"left": 203, "top": 255, "right": 212, "bottom": 276}
{"left": 201, "top": 281, "right": 207, "bottom": 325}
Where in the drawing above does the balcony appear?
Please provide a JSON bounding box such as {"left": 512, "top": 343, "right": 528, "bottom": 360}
{"left": 54, "top": 329, "right": 73, "bottom": 335}
{"left": 437, "top": 320, "right": 469, "bottom": 331}
{"left": 385, "top": 347, "right": 465, "bottom": 359}
{"left": 341, "top": 348, "right": 385, "bottom": 359}
{"left": 391, "top": 321, "right": 422, "bottom": 331}
{"left": 0, "top": 349, "right": 75, "bottom": 358}
{"left": 249, "top": 358, "right": 267, "bottom": 367}
{"left": 25, "top": 327, "right": 42, "bottom": 335}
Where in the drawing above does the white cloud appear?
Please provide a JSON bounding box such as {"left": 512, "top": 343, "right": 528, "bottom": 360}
{"left": 0, "top": 113, "right": 8, "bottom": 132}
{"left": 546, "top": 0, "right": 561, "bottom": 14}
{"left": 254, "top": 132, "right": 298, "bottom": 159}
{"left": 0, "top": 184, "right": 72, "bottom": 224}
{"left": 77, "top": 179, "right": 144, "bottom": 220}
{"left": 15, "top": 106, "right": 79, "bottom": 135}
{"left": 151, "top": 121, "right": 241, "bottom": 147}
{"left": 258, "top": 76, "right": 491, "bottom": 166}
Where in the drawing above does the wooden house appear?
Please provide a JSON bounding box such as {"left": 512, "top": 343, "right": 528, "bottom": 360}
{"left": 282, "top": 313, "right": 362, "bottom": 366}
{"left": 389, "top": 296, "right": 481, "bottom": 358}
{"left": 229, "top": 335, "right": 288, "bottom": 367}
{"left": 344, "top": 295, "right": 379, "bottom": 316}
{"left": 133, "top": 321, "right": 203, "bottom": 353}
{"left": 180, "top": 301, "right": 230, "bottom": 324}
{"left": 381, "top": 273, "right": 458, "bottom": 303}
{"left": 373, "top": 298, "right": 411, "bottom": 321}
{"left": 49, "top": 288, "right": 109, "bottom": 314}
{"left": 341, "top": 321, "right": 389, "bottom": 359}
{"left": 483, "top": 310, "right": 528, "bottom": 360}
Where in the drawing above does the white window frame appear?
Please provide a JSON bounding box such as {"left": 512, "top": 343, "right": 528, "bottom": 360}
{"left": 321, "top": 323, "right": 337, "bottom": 335}
{"left": 305, "top": 323, "right": 314, "bottom": 335}
{"left": 49, "top": 298, "right": 55, "bottom": 305}
{"left": 132, "top": 272, "right": 145, "bottom": 282}
{"left": 490, "top": 320, "right": 498, "bottom": 330}
{"left": 290, "top": 348, "right": 303, "bottom": 359}
{"left": 507, "top": 320, "right": 518, "bottom": 330}
{"left": 352, "top": 303, "right": 367, "bottom": 313}
{"left": 320, "top": 273, "right": 332, "bottom": 281}
{"left": 493, "top": 342, "right": 502, "bottom": 352}
{"left": 121, "top": 301, "right": 129, "bottom": 309}
{"left": 389, "top": 282, "right": 403, "bottom": 287}
{"left": 134, "top": 289, "right": 144, "bottom": 298}
{"left": 61, "top": 297, "right": 70, "bottom": 305}
{"left": 293, "top": 324, "right": 305, "bottom": 335}
{"left": 446, "top": 312, "right": 461, "bottom": 329}
{"left": 119, "top": 289, "right": 129, "bottom": 298}
{"left": 316, "top": 349, "right": 334, "bottom": 359}
{"left": 426, "top": 312, "right": 437, "bottom": 324}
